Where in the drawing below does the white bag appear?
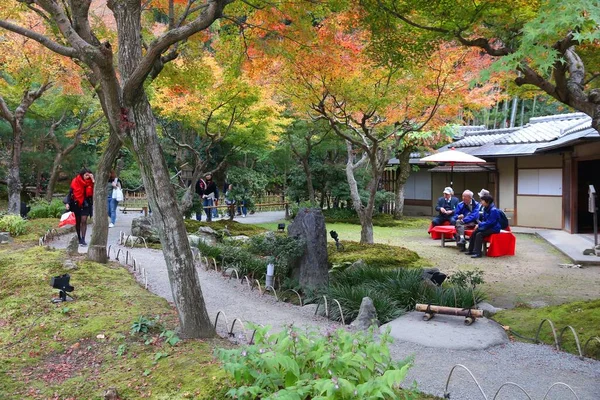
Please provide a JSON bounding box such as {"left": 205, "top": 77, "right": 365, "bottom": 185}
{"left": 112, "top": 181, "right": 124, "bottom": 202}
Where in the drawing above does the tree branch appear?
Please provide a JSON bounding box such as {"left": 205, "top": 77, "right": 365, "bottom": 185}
{"left": 0, "top": 95, "right": 14, "bottom": 122}
{"left": 0, "top": 19, "right": 78, "bottom": 58}
{"left": 123, "top": 0, "right": 229, "bottom": 105}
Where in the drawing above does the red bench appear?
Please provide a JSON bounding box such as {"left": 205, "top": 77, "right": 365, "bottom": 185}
{"left": 428, "top": 221, "right": 454, "bottom": 240}
{"left": 429, "top": 225, "right": 516, "bottom": 257}
{"left": 466, "top": 226, "right": 515, "bottom": 257}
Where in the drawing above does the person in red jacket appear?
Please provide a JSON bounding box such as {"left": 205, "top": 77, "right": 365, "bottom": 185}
{"left": 67, "top": 167, "right": 95, "bottom": 246}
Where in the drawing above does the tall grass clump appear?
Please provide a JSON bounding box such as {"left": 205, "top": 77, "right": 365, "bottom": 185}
{"left": 321, "top": 265, "right": 486, "bottom": 325}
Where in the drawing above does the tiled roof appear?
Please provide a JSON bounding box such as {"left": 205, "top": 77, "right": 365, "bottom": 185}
{"left": 495, "top": 113, "right": 590, "bottom": 144}
{"left": 387, "top": 112, "right": 598, "bottom": 165}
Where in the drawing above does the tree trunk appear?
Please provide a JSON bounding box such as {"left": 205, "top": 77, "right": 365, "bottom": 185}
{"left": 88, "top": 132, "right": 121, "bottom": 263}
{"left": 301, "top": 159, "right": 315, "bottom": 204}
{"left": 359, "top": 210, "right": 374, "bottom": 244}
{"left": 35, "top": 140, "right": 44, "bottom": 198}
{"left": 393, "top": 148, "right": 412, "bottom": 219}
{"left": 45, "top": 153, "right": 64, "bottom": 202}
{"left": 7, "top": 124, "right": 23, "bottom": 214}
{"left": 344, "top": 141, "right": 376, "bottom": 244}
{"left": 128, "top": 97, "right": 214, "bottom": 338}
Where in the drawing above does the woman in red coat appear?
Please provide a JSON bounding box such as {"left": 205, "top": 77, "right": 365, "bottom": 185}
{"left": 68, "top": 167, "right": 95, "bottom": 246}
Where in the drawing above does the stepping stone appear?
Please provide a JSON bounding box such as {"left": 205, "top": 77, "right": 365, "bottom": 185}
{"left": 381, "top": 311, "right": 508, "bottom": 350}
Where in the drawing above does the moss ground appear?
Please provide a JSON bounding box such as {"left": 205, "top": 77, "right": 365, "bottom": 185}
{"left": 184, "top": 219, "right": 266, "bottom": 237}
{"left": 328, "top": 240, "right": 422, "bottom": 269}
{"left": 0, "top": 237, "right": 438, "bottom": 399}
{"left": 0, "top": 246, "right": 228, "bottom": 400}
{"left": 494, "top": 300, "right": 600, "bottom": 359}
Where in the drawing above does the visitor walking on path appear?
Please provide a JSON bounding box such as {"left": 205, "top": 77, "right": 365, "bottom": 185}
{"left": 107, "top": 170, "right": 123, "bottom": 228}
{"left": 67, "top": 167, "right": 94, "bottom": 246}
{"left": 196, "top": 174, "right": 219, "bottom": 221}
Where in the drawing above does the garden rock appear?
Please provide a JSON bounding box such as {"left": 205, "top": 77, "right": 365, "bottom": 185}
{"left": 288, "top": 208, "right": 329, "bottom": 289}
{"left": 131, "top": 217, "right": 160, "bottom": 243}
{"left": 226, "top": 235, "right": 251, "bottom": 243}
{"left": 188, "top": 235, "right": 201, "bottom": 247}
{"left": 0, "top": 232, "right": 10, "bottom": 244}
{"left": 347, "top": 259, "right": 367, "bottom": 271}
{"left": 66, "top": 235, "right": 79, "bottom": 255}
{"left": 477, "top": 302, "right": 503, "bottom": 316}
{"left": 198, "top": 233, "right": 217, "bottom": 246}
{"left": 198, "top": 226, "right": 218, "bottom": 236}
{"left": 350, "top": 297, "right": 379, "bottom": 330}
{"left": 63, "top": 259, "right": 78, "bottom": 271}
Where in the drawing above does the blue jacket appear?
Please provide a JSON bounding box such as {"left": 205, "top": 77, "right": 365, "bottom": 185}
{"left": 478, "top": 203, "right": 501, "bottom": 233}
{"left": 435, "top": 196, "right": 459, "bottom": 216}
{"left": 455, "top": 199, "right": 481, "bottom": 224}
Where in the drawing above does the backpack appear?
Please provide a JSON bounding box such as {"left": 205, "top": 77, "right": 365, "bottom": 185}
{"left": 498, "top": 209, "right": 509, "bottom": 230}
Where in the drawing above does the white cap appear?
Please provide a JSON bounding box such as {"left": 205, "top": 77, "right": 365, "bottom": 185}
{"left": 443, "top": 187, "right": 454, "bottom": 195}
{"left": 478, "top": 189, "right": 490, "bottom": 198}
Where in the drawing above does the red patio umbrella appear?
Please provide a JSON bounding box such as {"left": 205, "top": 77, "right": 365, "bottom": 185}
{"left": 419, "top": 148, "right": 486, "bottom": 188}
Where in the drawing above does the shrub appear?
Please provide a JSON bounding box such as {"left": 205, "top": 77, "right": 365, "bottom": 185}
{"left": 323, "top": 265, "right": 486, "bottom": 324}
{"left": 0, "top": 215, "right": 28, "bottom": 236}
{"left": 217, "top": 325, "right": 415, "bottom": 400}
{"left": 220, "top": 243, "right": 266, "bottom": 279}
{"left": 248, "top": 234, "right": 305, "bottom": 277}
{"left": 196, "top": 240, "right": 222, "bottom": 260}
{"left": 327, "top": 284, "right": 405, "bottom": 324}
{"left": 449, "top": 268, "right": 485, "bottom": 289}
{"left": 328, "top": 241, "right": 420, "bottom": 269}
{"left": 28, "top": 199, "right": 65, "bottom": 219}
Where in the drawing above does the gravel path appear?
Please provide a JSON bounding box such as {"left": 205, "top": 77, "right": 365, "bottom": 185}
{"left": 50, "top": 210, "right": 600, "bottom": 400}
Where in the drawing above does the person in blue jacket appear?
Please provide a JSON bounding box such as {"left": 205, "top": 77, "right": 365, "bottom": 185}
{"left": 454, "top": 189, "right": 481, "bottom": 249}
{"left": 465, "top": 194, "right": 501, "bottom": 258}
{"left": 432, "top": 187, "right": 459, "bottom": 226}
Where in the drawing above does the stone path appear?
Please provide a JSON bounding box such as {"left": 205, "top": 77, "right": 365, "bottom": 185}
{"left": 49, "top": 210, "right": 600, "bottom": 400}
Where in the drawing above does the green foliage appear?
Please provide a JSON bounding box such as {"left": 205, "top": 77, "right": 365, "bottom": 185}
{"left": 196, "top": 240, "right": 222, "bottom": 260}
{"left": 130, "top": 315, "right": 157, "bottom": 335}
{"left": 160, "top": 329, "right": 182, "bottom": 346}
{"left": 27, "top": 199, "right": 66, "bottom": 219}
{"left": 116, "top": 344, "right": 127, "bottom": 357}
{"left": 494, "top": 299, "right": 600, "bottom": 360}
{"left": 328, "top": 241, "right": 420, "bottom": 269}
{"left": 248, "top": 234, "right": 305, "bottom": 277}
{"left": 0, "top": 214, "right": 27, "bottom": 236}
{"left": 449, "top": 268, "right": 485, "bottom": 289}
{"left": 220, "top": 243, "right": 267, "bottom": 279}
{"left": 217, "top": 325, "right": 415, "bottom": 400}
{"left": 324, "top": 266, "right": 486, "bottom": 324}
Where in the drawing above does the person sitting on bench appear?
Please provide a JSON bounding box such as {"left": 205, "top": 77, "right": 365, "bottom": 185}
{"left": 432, "top": 187, "right": 459, "bottom": 226}
{"left": 455, "top": 190, "right": 481, "bottom": 250}
{"left": 465, "top": 194, "right": 501, "bottom": 258}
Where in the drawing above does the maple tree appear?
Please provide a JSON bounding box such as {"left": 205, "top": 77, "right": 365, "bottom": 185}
{"left": 0, "top": 0, "right": 251, "bottom": 338}
{"left": 249, "top": 9, "right": 497, "bottom": 242}
{"left": 284, "top": 119, "right": 331, "bottom": 204}
{"left": 151, "top": 50, "right": 286, "bottom": 213}
{"left": 364, "top": 0, "right": 600, "bottom": 130}
{"left": 44, "top": 106, "right": 104, "bottom": 202}
{"left": 0, "top": 18, "right": 83, "bottom": 214}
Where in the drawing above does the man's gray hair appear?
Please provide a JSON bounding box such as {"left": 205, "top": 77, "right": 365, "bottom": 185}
{"left": 463, "top": 190, "right": 474, "bottom": 198}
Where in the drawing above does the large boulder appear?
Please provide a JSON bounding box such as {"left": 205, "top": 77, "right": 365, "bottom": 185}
{"left": 350, "top": 297, "right": 379, "bottom": 330}
{"left": 131, "top": 217, "right": 160, "bottom": 243}
{"left": 288, "top": 208, "right": 328, "bottom": 289}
